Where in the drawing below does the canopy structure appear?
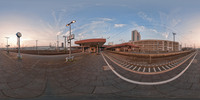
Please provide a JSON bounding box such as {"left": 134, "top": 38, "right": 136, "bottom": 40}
{"left": 75, "top": 38, "right": 106, "bottom": 53}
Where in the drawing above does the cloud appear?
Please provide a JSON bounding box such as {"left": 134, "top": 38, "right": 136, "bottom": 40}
{"left": 99, "top": 18, "right": 113, "bottom": 21}
{"left": 161, "top": 32, "right": 169, "bottom": 39}
{"left": 138, "top": 12, "right": 152, "bottom": 22}
{"left": 73, "top": 19, "right": 112, "bottom": 40}
{"left": 171, "top": 19, "right": 181, "bottom": 27}
{"left": 128, "top": 23, "right": 171, "bottom": 40}
{"left": 114, "top": 24, "right": 126, "bottom": 28}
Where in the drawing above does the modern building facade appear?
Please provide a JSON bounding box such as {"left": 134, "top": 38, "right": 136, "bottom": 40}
{"left": 131, "top": 30, "right": 141, "bottom": 41}
{"left": 131, "top": 39, "right": 180, "bottom": 53}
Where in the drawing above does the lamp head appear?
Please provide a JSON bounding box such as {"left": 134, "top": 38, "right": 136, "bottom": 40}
{"left": 72, "top": 20, "right": 76, "bottom": 23}
{"left": 16, "top": 32, "right": 22, "bottom": 38}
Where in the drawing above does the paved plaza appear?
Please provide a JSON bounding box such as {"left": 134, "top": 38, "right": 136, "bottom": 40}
{"left": 0, "top": 50, "right": 199, "bottom": 100}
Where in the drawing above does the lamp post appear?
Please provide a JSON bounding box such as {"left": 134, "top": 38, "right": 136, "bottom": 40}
{"left": 173, "top": 33, "right": 176, "bottom": 51}
{"left": 63, "top": 36, "right": 67, "bottom": 53}
{"left": 16, "top": 32, "right": 22, "bottom": 60}
{"left": 66, "top": 20, "right": 76, "bottom": 61}
{"left": 5, "top": 37, "right": 9, "bottom": 54}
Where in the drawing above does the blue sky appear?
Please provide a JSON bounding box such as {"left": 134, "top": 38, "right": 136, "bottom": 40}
{"left": 0, "top": 0, "right": 200, "bottom": 47}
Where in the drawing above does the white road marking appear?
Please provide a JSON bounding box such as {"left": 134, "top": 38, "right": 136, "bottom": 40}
{"left": 165, "top": 65, "right": 170, "bottom": 69}
{"left": 153, "top": 67, "right": 156, "bottom": 72}
{"left": 148, "top": 68, "right": 151, "bottom": 72}
{"left": 125, "top": 64, "right": 130, "bottom": 68}
{"left": 157, "top": 67, "right": 161, "bottom": 71}
{"left": 132, "top": 66, "right": 137, "bottom": 70}
{"left": 162, "top": 66, "right": 166, "bottom": 70}
{"left": 101, "top": 51, "right": 197, "bottom": 85}
{"left": 137, "top": 67, "right": 141, "bottom": 71}
{"left": 143, "top": 68, "right": 146, "bottom": 72}
{"left": 128, "top": 65, "right": 133, "bottom": 69}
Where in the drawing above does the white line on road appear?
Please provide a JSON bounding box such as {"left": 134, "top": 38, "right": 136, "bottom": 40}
{"left": 101, "top": 51, "right": 198, "bottom": 85}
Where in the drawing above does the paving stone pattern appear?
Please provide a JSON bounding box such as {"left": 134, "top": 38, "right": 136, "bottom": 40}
{"left": 0, "top": 51, "right": 199, "bottom": 100}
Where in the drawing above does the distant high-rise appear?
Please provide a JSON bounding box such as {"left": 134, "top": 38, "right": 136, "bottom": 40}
{"left": 131, "top": 30, "right": 141, "bottom": 41}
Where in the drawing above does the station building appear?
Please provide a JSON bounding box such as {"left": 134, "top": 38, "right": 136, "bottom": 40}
{"left": 75, "top": 38, "right": 106, "bottom": 53}
{"left": 130, "top": 39, "right": 180, "bottom": 53}
{"left": 106, "top": 43, "right": 140, "bottom": 52}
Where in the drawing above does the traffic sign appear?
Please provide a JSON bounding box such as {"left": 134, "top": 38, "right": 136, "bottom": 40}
{"left": 67, "top": 34, "right": 75, "bottom": 40}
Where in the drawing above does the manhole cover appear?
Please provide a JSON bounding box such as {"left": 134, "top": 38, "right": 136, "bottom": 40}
{"left": 102, "top": 66, "right": 114, "bottom": 70}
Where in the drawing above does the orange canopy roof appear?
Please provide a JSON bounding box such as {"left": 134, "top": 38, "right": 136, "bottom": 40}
{"left": 75, "top": 38, "right": 106, "bottom": 47}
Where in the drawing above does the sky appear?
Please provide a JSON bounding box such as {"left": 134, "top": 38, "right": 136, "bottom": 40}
{"left": 0, "top": 0, "right": 200, "bottom": 48}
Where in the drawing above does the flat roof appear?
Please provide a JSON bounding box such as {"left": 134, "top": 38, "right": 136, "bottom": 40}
{"left": 75, "top": 38, "right": 106, "bottom": 44}
{"left": 75, "top": 38, "right": 106, "bottom": 47}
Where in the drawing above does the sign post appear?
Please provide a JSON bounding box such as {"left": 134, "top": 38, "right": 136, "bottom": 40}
{"left": 16, "top": 32, "right": 22, "bottom": 60}
{"left": 66, "top": 20, "right": 76, "bottom": 62}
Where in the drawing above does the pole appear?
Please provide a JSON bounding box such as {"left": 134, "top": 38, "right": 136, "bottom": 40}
{"left": 66, "top": 20, "right": 76, "bottom": 61}
{"left": 69, "top": 25, "right": 71, "bottom": 58}
{"left": 5, "top": 37, "right": 9, "bottom": 54}
{"left": 57, "top": 35, "right": 59, "bottom": 52}
{"left": 36, "top": 40, "right": 38, "bottom": 50}
{"left": 173, "top": 33, "right": 176, "bottom": 52}
{"left": 36, "top": 40, "right": 39, "bottom": 55}
{"left": 63, "top": 36, "right": 67, "bottom": 53}
{"left": 18, "top": 37, "right": 21, "bottom": 58}
{"left": 7, "top": 38, "right": 8, "bottom": 53}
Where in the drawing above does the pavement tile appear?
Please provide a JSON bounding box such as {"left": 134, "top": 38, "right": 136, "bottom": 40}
{"left": 71, "top": 85, "right": 95, "bottom": 94}
{"left": 24, "top": 78, "right": 46, "bottom": 91}
{"left": 0, "top": 83, "right": 11, "bottom": 90}
{"left": 93, "top": 86, "right": 120, "bottom": 94}
{"left": 61, "top": 80, "right": 79, "bottom": 89}
{"left": 102, "top": 80, "right": 117, "bottom": 86}
{"left": 155, "top": 84, "right": 178, "bottom": 94}
{"left": 112, "top": 81, "right": 137, "bottom": 91}
{"left": 89, "top": 80, "right": 104, "bottom": 87}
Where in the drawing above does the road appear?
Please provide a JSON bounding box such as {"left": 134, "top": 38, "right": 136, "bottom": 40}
{"left": 0, "top": 50, "right": 199, "bottom": 100}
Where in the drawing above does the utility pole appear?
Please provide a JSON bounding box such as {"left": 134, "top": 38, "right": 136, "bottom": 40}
{"left": 5, "top": 37, "right": 9, "bottom": 54}
{"left": 36, "top": 40, "right": 39, "bottom": 55}
{"left": 57, "top": 35, "right": 59, "bottom": 52}
{"left": 172, "top": 33, "right": 176, "bottom": 52}
{"left": 36, "top": 40, "right": 38, "bottom": 51}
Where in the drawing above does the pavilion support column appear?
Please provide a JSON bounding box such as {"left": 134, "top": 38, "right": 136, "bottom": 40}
{"left": 96, "top": 44, "right": 99, "bottom": 54}
{"left": 82, "top": 46, "right": 84, "bottom": 52}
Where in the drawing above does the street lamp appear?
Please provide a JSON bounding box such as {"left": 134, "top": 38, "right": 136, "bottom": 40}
{"left": 16, "top": 32, "right": 22, "bottom": 60}
{"left": 173, "top": 32, "right": 176, "bottom": 51}
{"left": 5, "top": 37, "right": 9, "bottom": 54}
{"left": 66, "top": 20, "right": 76, "bottom": 61}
